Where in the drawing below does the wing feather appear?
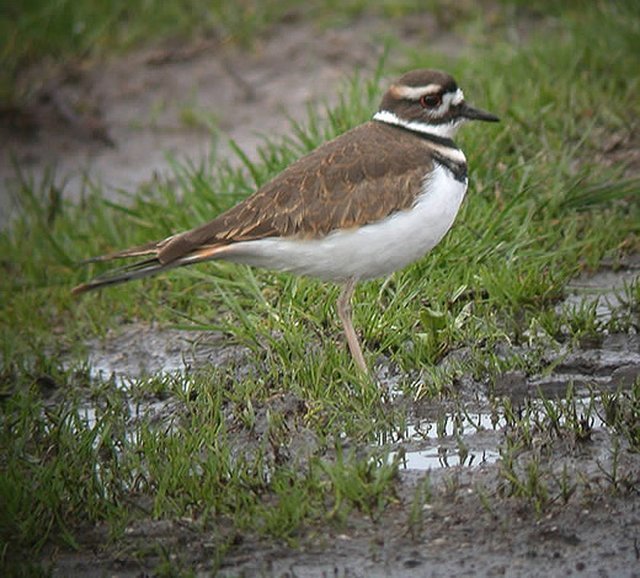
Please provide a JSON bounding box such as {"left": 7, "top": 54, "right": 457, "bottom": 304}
{"left": 158, "top": 121, "right": 434, "bottom": 263}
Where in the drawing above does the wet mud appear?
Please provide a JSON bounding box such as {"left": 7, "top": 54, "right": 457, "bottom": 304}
{"left": 45, "top": 252, "right": 640, "bottom": 577}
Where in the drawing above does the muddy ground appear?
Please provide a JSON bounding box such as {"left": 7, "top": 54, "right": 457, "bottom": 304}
{"left": 31, "top": 269, "right": 639, "bottom": 576}
{"left": 42, "top": 258, "right": 639, "bottom": 577}
{"left": 45, "top": 480, "right": 640, "bottom": 578}
{"left": 3, "top": 9, "right": 640, "bottom": 578}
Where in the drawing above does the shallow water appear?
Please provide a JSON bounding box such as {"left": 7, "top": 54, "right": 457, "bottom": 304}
{"left": 70, "top": 263, "right": 639, "bottom": 476}
{"left": 380, "top": 393, "right": 609, "bottom": 472}
{"left": 392, "top": 446, "right": 501, "bottom": 470}
{"left": 561, "top": 266, "right": 639, "bottom": 322}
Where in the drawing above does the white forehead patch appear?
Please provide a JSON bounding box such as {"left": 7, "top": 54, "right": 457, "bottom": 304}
{"left": 450, "top": 88, "right": 465, "bottom": 106}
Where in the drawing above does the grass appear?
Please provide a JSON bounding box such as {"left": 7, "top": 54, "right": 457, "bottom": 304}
{"left": 1, "top": 0, "right": 474, "bottom": 104}
{"left": 1, "top": 0, "right": 640, "bottom": 574}
{"left": 497, "top": 381, "right": 640, "bottom": 512}
{"left": 1, "top": 0, "right": 292, "bottom": 102}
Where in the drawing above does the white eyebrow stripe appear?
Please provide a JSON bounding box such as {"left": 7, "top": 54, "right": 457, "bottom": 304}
{"left": 391, "top": 83, "right": 443, "bottom": 99}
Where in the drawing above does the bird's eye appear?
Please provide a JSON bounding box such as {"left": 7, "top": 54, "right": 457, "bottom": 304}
{"left": 420, "top": 94, "right": 442, "bottom": 109}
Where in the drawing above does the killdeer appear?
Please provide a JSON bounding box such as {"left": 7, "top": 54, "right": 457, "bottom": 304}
{"left": 73, "top": 69, "right": 499, "bottom": 376}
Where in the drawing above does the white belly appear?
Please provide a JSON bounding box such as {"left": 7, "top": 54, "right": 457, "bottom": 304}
{"left": 221, "top": 164, "right": 467, "bottom": 282}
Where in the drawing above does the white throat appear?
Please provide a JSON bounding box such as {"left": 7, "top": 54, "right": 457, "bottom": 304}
{"left": 373, "top": 109, "right": 463, "bottom": 139}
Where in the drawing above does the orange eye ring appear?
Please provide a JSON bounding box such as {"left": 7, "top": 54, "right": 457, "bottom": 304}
{"left": 420, "top": 94, "right": 442, "bottom": 108}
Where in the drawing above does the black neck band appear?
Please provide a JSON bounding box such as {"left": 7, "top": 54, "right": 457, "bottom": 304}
{"left": 375, "top": 119, "right": 468, "bottom": 183}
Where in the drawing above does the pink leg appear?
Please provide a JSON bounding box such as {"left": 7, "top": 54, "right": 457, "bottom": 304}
{"left": 337, "top": 278, "right": 368, "bottom": 375}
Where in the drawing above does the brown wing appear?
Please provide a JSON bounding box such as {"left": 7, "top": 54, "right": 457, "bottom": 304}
{"left": 157, "top": 121, "right": 434, "bottom": 264}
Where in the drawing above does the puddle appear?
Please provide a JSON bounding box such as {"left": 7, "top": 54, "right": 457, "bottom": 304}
{"left": 380, "top": 409, "right": 502, "bottom": 472}
{"left": 77, "top": 397, "right": 174, "bottom": 432}
{"left": 375, "top": 263, "right": 639, "bottom": 471}
{"left": 392, "top": 447, "right": 501, "bottom": 470}
{"left": 559, "top": 261, "right": 639, "bottom": 322}
{"left": 64, "top": 322, "right": 248, "bottom": 448}
{"left": 404, "top": 410, "right": 506, "bottom": 440}
{"left": 380, "top": 391, "right": 615, "bottom": 472}
{"left": 69, "top": 262, "right": 639, "bottom": 476}
{"left": 85, "top": 323, "right": 246, "bottom": 387}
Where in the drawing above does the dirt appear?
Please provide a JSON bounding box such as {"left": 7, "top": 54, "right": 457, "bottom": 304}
{"left": 83, "top": 322, "right": 248, "bottom": 386}
{"left": 3, "top": 9, "right": 639, "bottom": 578}
{"left": 41, "top": 416, "right": 640, "bottom": 577}
{"left": 40, "top": 254, "right": 639, "bottom": 577}
{"left": 217, "top": 479, "right": 640, "bottom": 578}
{"left": 45, "top": 488, "right": 640, "bottom": 578}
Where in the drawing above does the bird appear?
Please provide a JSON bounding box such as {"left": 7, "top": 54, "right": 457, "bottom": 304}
{"left": 72, "top": 69, "right": 499, "bottom": 376}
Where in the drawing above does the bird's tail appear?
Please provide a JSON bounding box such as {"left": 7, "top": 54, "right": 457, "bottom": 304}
{"left": 71, "top": 241, "right": 229, "bottom": 295}
{"left": 71, "top": 256, "right": 177, "bottom": 295}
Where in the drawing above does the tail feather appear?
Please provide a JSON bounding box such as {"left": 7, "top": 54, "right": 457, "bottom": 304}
{"left": 79, "top": 240, "right": 162, "bottom": 264}
{"left": 72, "top": 242, "right": 233, "bottom": 295}
{"left": 72, "top": 257, "right": 175, "bottom": 295}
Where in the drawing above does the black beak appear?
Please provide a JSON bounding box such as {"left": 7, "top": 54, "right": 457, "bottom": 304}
{"left": 459, "top": 103, "right": 500, "bottom": 122}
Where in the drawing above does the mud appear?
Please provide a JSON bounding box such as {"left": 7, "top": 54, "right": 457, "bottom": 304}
{"left": 44, "top": 252, "right": 640, "bottom": 577}
{"left": 84, "top": 322, "right": 247, "bottom": 385}
{"left": 560, "top": 255, "right": 640, "bottom": 323}
{"left": 45, "top": 427, "right": 640, "bottom": 578}
{"left": 46, "top": 483, "right": 640, "bottom": 578}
